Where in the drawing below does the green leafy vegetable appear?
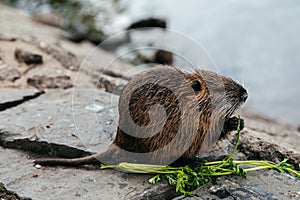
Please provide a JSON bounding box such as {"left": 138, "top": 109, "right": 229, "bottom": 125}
{"left": 101, "top": 116, "right": 300, "bottom": 196}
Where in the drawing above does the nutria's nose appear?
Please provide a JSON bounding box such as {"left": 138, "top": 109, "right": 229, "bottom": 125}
{"left": 240, "top": 87, "right": 248, "bottom": 102}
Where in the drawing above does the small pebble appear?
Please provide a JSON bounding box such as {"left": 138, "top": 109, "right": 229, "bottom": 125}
{"left": 35, "top": 164, "right": 42, "bottom": 169}
{"left": 68, "top": 65, "right": 76, "bottom": 71}
{"left": 39, "top": 41, "right": 47, "bottom": 48}
{"left": 32, "top": 173, "right": 39, "bottom": 178}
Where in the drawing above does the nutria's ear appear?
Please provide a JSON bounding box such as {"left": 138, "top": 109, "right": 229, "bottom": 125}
{"left": 191, "top": 80, "right": 202, "bottom": 92}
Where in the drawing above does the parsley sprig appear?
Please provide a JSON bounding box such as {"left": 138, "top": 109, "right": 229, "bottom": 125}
{"left": 101, "top": 116, "right": 300, "bottom": 196}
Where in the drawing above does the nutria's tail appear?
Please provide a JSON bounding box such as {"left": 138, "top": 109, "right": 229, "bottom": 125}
{"left": 33, "top": 154, "right": 101, "bottom": 166}
{"left": 34, "top": 145, "right": 117, "bottom": 166}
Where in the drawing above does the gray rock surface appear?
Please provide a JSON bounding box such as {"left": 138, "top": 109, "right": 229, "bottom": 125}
{"left": 0, "top": 88, "right": 40, "bottom": 105}
{"left": 0, "top": 89, "right": 118, "bottom": 156}
{"left": 0, "top": 89, "right": 179, "bottom": 200}
{"left": 241, "top": 110, "right": 300, "bottom": 155}
{"left": 0, "top": 88, "right": 43, "bottom": 112}
{"left": 0, "top": 147, "right": 175, "bottom": 200}
{"left": 175, "top": 170, "right": 300, "bottom": 200}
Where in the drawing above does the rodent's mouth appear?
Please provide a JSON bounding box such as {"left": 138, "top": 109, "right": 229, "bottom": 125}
{"left": 226, "top": 113, "right": 234, "bottom": 120}
{"left": 226, "top": 102, "right": 243, "bottom": 119}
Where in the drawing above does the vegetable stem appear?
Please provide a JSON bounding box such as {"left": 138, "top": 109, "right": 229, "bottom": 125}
{"left": 99, "top": 115, "right": 300, "bottom": 197}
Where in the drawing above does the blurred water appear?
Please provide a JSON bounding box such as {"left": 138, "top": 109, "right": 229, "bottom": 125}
{"left": 117, "top": 0, "right": 300, "bottom": 126}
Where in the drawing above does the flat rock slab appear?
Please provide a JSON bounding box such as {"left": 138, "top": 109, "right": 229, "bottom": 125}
{"left": 0, "top": 88, "right": 119, "bottom": 156}
{"left": 0, "top": 89, "right": 178, "bottom": 199}
{"left": 175, "top": 170, "right": 300, "bottom": 200}
{"left": 0, "top": 88, "right": 40, "bottom": 105}
{"left": 241, "top": 110, "right": 300, "bottom": 154}
{"left": 2, "top": 147, "right": 300, "bottom": 200}
{"left": 0, "top": 147, "right": 176, "bottom": 200}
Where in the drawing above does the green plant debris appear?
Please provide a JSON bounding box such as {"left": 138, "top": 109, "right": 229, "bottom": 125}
{"left": 101, "top": 116, "right": 300, "bottom": 196}
{"left": 0, "top": 183, "right": 4, "bottom": 191}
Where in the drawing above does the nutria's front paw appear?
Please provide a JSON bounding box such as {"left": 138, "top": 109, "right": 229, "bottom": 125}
{"left": 225, "top": 116, "right": 245, "bottom": 132}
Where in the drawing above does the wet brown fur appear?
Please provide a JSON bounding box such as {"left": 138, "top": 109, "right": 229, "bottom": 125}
{"left": 34, "top": 66, "right": 247, "bottom": 166}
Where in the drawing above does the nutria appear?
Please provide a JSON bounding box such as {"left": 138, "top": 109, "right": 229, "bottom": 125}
{"left": 34, "top": 65, "right": 248, "bottom": 166}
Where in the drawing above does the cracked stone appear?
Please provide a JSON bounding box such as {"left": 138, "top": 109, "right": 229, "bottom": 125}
{"left": 0, "top": 89, "right": 118, "bottom": 155}
{"left": 0, "top": 88, "right": 43, "bottom": 111}
{"left": 0, "top": 88, "right": 39, "bottom": 104}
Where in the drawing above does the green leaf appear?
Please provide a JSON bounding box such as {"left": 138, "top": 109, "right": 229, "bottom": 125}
{"left": 149, "top": 175, "right": 161, "bottom": 184}
{"left": 166, "top": 175, "right": 177, "bottom": 185}
{"left": 98, "top": 115, "right": 300, "bottom": 197}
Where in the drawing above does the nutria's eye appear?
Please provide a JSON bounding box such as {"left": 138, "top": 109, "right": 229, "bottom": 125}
{"left": 191, "top": 80, "right": 201, "bottom": 92}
